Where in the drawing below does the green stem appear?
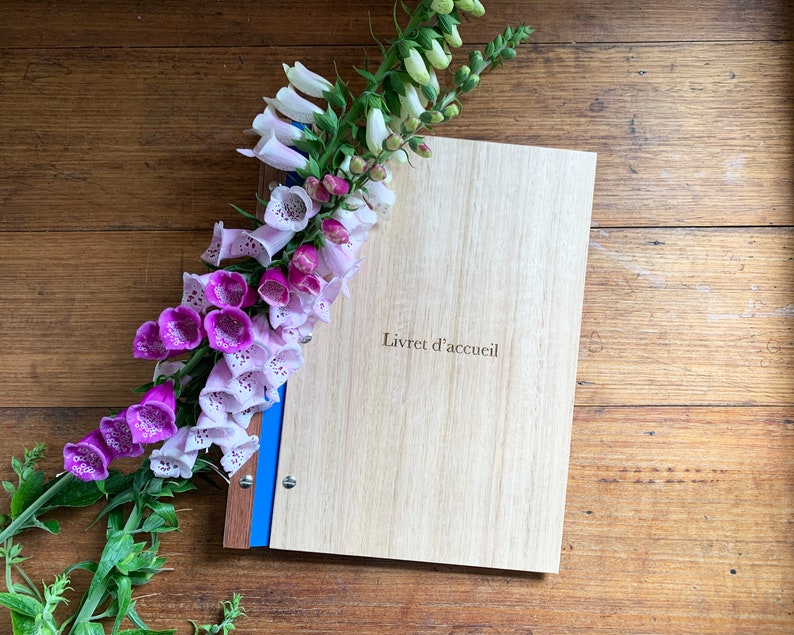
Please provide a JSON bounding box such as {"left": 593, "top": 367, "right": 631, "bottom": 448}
{"left": 0, "top": 473, "right": 75, "bottom": 544}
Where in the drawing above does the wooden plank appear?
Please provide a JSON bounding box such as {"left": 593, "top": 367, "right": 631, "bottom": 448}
{"left": 1, "top": 226, "right": 791, "bottom": 407}
{"left": 577, "top": 227, "right": 794, "bottom": 406}
{"left": 2, "top": 405, "right": 791, "bottom": 633}
{"left": 1, "top": 42, "right": 790, "bottom": 231}
{"left": 0, "top": 0, "right": 790, "bottom": 48}
{"left": 269, "top": 138, "right": 595, "bottom": 573}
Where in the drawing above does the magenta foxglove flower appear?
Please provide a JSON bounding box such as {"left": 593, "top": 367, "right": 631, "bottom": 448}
{"left": 288, "top": 266, "right": 322, "bottom": 295}
{"left": 322, "top": 174, "right": 350, "bottom": 197}
{"left": 205, "top": 270, "right": 257, "bottom": 309}
{"left": 282, "top": 61, "right": 333, "bottom": 98}
{"left": 63, "top": 429, "right": 113, "bottom": 482}
{"left": 158, "top": 305, "right": 203, "bottom": 351}
{"left": 321, "top": 218, "right": 350, "bottom": 245}
{"left": 149, "top": 427, "right": 198, "bottom": 479}
{"left": 204, "top": 307, "right": 254, "bottom": 353}
{"left": 132, "top": 321, "right": 169, "bottom": 361}
{"left": 258, "top": 267, "right": 290, "bottom": 307}
{"left": 264, "top": 185, "right": 318, "bottom": 232}
{"left": 238, "top": 131, "right": 309, "bottom": 172}
{"left": 126, "top": 382, "right": 178, "bottom": 445}
{"left": 264, "top": 85, "right": 323, "bottom": 124}
{"left": 291, "top": 244, "right": 319, "bottom": 274}
{"left": 99, "top": 409, "right": 144, "bottom": 459}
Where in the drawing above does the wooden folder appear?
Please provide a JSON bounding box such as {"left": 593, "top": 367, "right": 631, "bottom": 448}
{"left": 225, "top": 136, "right": 596, "bottom": 574}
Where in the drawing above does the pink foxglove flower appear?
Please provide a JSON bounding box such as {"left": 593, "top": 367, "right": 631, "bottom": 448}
{"left": 126, "top": 381, "right": 178, "bottom": 444}
{"left": 264, "top": 185, "right": 318, "bottom": 232}
{"left": 303, "top": 176, "right": 331, "bottom": 203}
{"left": 205, "top": 270, "right": 257, "bottom": 309}
{"left": 264, "top": 341, "right": 304, "bottom": 390}
{"left": 321, "top": 218, "right": 350, "bottom": 245}
{"left": 322, "top": 174, "right": 350, "bottom": 196}
{"left": 264, "top": 85, "right": 323, "bottom": 124}
{"left": 282, "top": 61, "right": 333, "bottom": 98}
{"left": 250, "top": 105, "right": 303, "bottom": 146}
{"left": 133, "top": 321, "right": 169, "bottom": 361}
{"left": 220, "top": 430, "right": 260, "bottom": 476}
{"left": 258, "top": 267, "right": 290, "bottom": 307}
{"left": 204, "top": 307, "right": 254, "bottom": 353}
{"left": 365, "top": 108, "right": 390, "bottom": 155}
{"left": 99, "top": 409, "right": 144, "bottom": 459}
{"left": 63, "top": 429, "right": 113, "bottom": 482}
{"left": 149, "top": 427, "right": 198, "bottom": 479}
{"left": 224, "top": 313, "right": 273, "bottom": 377}
{"left": 158, "top": 305, "right": 204, "bottom": 351}
{"left": 291, "top": 244, "right": 319, "bottom": 274}
{"left": 269, "top": 292, "right": 313, "bottom": 330}
{"left": 238, "top": 131, "right": 309, "bottom": 172}
{"left": 181, "top": 272, "right": 212, "bottom": 314}
{"left": 201, "top": 222, "right": 273, "bottom": 268}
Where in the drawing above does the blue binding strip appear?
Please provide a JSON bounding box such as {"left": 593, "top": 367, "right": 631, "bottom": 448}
{"left": 249, "top": 384, "right": 287, "bottom": 547}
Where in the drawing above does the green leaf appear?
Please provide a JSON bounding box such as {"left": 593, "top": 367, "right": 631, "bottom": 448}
{"left": 0, "top": 592, "right": 44, "bottom": 617}
{"left": 354, "top": 66, "right": 377, "bottom": 83}
{"left": 10, "top": 611, "right": 40, "bottom": 635}
{"left": 112, "top": 574, "right": 133, "bottom": 634}
{"left": 75, "top": 623, "right": 105, "bottom": 635}
{"left": 117, "top": 629, "right": 177, "bottom": 635}
{"left": 10, "top": 469, "right": 44, "bottom": 519}
{"left": 3, "top": 480, "right": 16, "bottom": 494}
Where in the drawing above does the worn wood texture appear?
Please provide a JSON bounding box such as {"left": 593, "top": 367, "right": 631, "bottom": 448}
{"left": 0, "top": 0, "right": 792, "bottom": 632}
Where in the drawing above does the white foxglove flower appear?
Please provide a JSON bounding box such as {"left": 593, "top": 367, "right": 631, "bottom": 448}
{"left": 399, "top": 83, "right": 427, "bottom": 119}
{"left": 250, "top": 105, "right": 303, "bottom": 146}
{"left": 403, "top": 48, "right": 430, "bottom": 86}
{"left": 366, "top": 108, "right": 390, "bottom": 155}
{"left": 424, "top": 39, "right": 451, "bottom": 70}
{"left": 265, "top": 85, "right": 322, "bottom": 124}
{"left": 282, "top": 61, "right": 333, "bottom": 98}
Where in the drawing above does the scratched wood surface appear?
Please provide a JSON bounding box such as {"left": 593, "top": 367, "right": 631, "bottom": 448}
{"left": 1, "top": 0, "right": 792, "bottom": 633}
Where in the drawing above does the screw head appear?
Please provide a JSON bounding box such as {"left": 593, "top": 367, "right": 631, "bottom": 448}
{"left": 282, "top": 475, "right": 297, "bottom": 489}
{"left": 238, "top": 474, "right": 254, "bottom": 489}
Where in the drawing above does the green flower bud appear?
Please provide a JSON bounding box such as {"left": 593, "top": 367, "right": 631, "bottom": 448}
{"left": 469, "top": 0, "right": 485, "bottom": 17}
{"left": 461, "top": 74, "right": 480, "bottom": 92}
{"left": 430, "top": 0, "right": 454, "bottom": 14}
{"left": 385, "top": 132, "right": 405, "bottom": 151}
{"left": 428, "top": 110, "right": 444, "bottom": 124}
{"left": 453, "top": 65, "right": 471, "bottom": 85}
{"left": 469, "top": 50, "right": 484, "bottom": 69}
{"left": 412, "top": 142, "right": 432, "bottom": 158}
{"left": 442, "top": 103, "right": 459, "bottom": 119}
{"left": 500, "top": 47, "right": 517, "bottom": 60}
{"left": 349, "top": 155, "right": 368, "bottom": 174}
{"left": 454, "top": 0, "right": 476, "bottom": 11}
{"left": 368, "top": 164, "right": 388, "bottom": 182}
{"left": 403, "top": 116, "right": 421, "bottom": 133}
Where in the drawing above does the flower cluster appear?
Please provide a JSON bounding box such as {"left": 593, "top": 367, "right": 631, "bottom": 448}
{"left": 62, "top": 0, "right": 531, "bottom": 482}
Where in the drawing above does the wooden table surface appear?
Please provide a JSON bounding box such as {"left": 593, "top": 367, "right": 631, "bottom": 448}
{"left": 1, "top": 1, "right": 792, "bottom": 633}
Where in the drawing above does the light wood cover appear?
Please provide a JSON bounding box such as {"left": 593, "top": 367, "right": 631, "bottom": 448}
{"left": 268, "top": 137, "right": 596, "bottom": 573}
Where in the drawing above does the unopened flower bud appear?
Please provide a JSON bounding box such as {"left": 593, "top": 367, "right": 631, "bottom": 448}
{"left": 469, "top": 0, "right": 485, "bottom": 17}
{"left": 443, "top": 24, "right": 463, "bottom": 48}
{"left": 322, "top": 218, "right": 350, "bottom": 245}
{"left": 403, "top": 48, "right": 430, "bottom": 86}
{"left": 369, "top": 164, "right": 388, "bottom": 182}
{"left": 349, "top": 155, "right": 368, "bottom": 174}
{"left": 453, "top": 0, "right": 476, "bottom": 11}
{"left": 413, "top": 143, "right": 432, "bottom": 159}
{"left": 462, "top": 74, "right": 481, "bottom": 92}
{"left": 500, "top": 47, "right": 517, "bottom": 60}
{"left": 430, "top": 0, "right": 454, "bottom": 14}
{"left": 428, "top": 110, "right": 445, "bottom": 124}
{"left": 442, "top": 104, "right": 459, "bottom": 119}
{"left": 291, "top": 244, "right": 319, "bottom": 274}
{"left": 384, "top": 133, "right": 404, "bottom": 151}
{"left": 403, "top": 116, "right": 421, "bottom": 133}
{"left": 469, "top": 50, "right": 484, "bottom": 69}
{"left": 424, "top": 39, "right": 452, "bottom": 70}
{"left": 304, "top": 176, "right": 331, "bottom": 203}
{"left": 454, "top": 65, "right": 471, "bottom": 85}
{"left": 322, "top": 174, "right": 350, "bottom": 196}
